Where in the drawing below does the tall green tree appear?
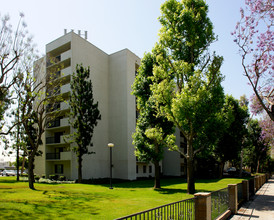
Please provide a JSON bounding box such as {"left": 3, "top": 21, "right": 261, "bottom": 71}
{"left": 212, "top": 95, "right": 249, "bottom": 177}
{"left": 132, "top": 53, "right": 175, "bottom": 189}
{"left": 150, "top": 0, "right": 225, "bottom": 194}
{"left": 243, "top": 119, "right": 270, "bottom": 173}
{"left": 69, "top": 64, "right": 101, "bottom": 183}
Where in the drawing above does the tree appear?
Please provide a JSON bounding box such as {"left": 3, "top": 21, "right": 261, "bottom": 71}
{"left": 132, "top": 53, "right": 175, "bottom": 189}
{"left": 0, "top": 13, "right": 36, "bottom": 133}
{"left": 212, "top": 95, "right": 249, "bottom": 177}
{"left": 232, "top": 0, "right": 273, "bottom": 121}
{"left": 259, "top": 114, "right": 274, "bottom": 147}
{"left": 13, "top": 56, "right": 65, "bottom": 189}
{"left": 69, "top": 64, "right": 101, "bottom": 183}
{"left": 243, "top": 119, "right": 270, "bottom": 173}
{"left": 150, "top": 0, "right": 225, "bottom": 194}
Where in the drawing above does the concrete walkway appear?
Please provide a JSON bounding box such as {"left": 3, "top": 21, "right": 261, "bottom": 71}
{"left": 229, "top": 176, "right": 274, "bottom": 220}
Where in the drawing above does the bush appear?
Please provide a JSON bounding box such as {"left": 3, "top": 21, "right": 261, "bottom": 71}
{"left": 34, "top": 175, "right": 40, "bottom": 181}
{"left": 49, "top": 174, "right": 58, "bottom": 181}
{"left": 21, "top": 173, "right": 28, "bottom": 177}
{"left": 59, "top": 176, "right": 66, "bottom": 181}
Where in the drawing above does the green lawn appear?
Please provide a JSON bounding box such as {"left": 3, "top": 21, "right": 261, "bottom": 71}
{"left": 0, "top": 177, "right": 245, "bottom": 220}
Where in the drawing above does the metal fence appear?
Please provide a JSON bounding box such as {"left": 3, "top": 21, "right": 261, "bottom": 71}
{"left": 211, "top": 187, "right": 229, "bottom": 220}
{"left": 115, "top": 198, "right": 195, "bottom": 220}
{"left": 237, "top": 183, "right": 243, "bottom": 206}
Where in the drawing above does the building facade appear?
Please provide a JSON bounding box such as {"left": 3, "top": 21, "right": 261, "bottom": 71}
{"left": 34, "top": 32, "right": 184, "bottom": 180}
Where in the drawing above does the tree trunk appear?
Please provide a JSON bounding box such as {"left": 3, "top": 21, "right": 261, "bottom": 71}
{"left": 154, "top": 161, "right": 161, "bottom": 189}
{"left": 256, "top": 160, "right": 260, "bottom": 173}
{"left": 28, "top": 156, "right": 35, "bottom": 190}
{"left": 78, "top": 154, "right": 83, "bottom": 183}
{"left": 219, "top": 162, "right": 224, "bottom": 179}
{"left": 187, "top": 157, "right": 195, "bottom": 194}
{"left": 186, "top": 136, "right": 195, "bottom": 194}
{"left": 21, "top": 155, "right": 26, "bottom": 174}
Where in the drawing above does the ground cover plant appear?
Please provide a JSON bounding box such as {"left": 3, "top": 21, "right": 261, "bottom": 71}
{"left": 0, "top": 177, "right": 246, "bottom": 219}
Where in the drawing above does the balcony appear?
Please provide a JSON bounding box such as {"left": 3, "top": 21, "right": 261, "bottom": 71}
{"left": 60, "top": 66, "right": 71, "bottom": 78}
{"left": 46, "top": 153, "right": 60, "bottom": 160}
{"left": 46, "top": 102, "right": 69, "bottom": 113}
{"left": 60, "top": 151, "right": 72, "bottom": 160}
{"left": 47, "top": 119, "right": 61, "bottom": 128}
{"left": 46, "top": 136, "right": 60, "bottom": 144}
{"left": 46, "top": 103, "right": 60, "bottom": 113}
{"left": 61, "top": 50, "right": 71, "bottom": 61}
{"left": 46, "top": 118, "right": 69, "bottom": 129}
{"left": 47, "top": 55, "right": 61, "bottom": 67}
{"left": 46, "top": 151, "right": 72, "bottom": 160}
{"left": 60, "top": 84, "right": 71, "bottom": 94}
{"left": 60, "top": 102, "right": 70, "bottom": 111}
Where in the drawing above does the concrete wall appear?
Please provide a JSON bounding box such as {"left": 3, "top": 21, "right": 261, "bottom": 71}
{"left": 162, "top": 128, "right": 181, "bottom": 176}
{"left": 70, "top": 33, "right": 110, "bottom": 179}
{"left": 108, "top": 49, "right": 140, "bottom": 180}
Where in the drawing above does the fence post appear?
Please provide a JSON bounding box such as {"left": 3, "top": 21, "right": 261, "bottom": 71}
{"left": 255, "top": 176, "right": 259, "bottom": 192}
{"left": 249, "top": 178, "right": 255, "bottom": 196}
{"left": 228, "top": 184, "right": 237, "bottom": 214}
{"left": 194, "top": 192, "right": 211, "bottom": 220}
{"left": 242, "top": 180, "right": 249, "bottom": 201}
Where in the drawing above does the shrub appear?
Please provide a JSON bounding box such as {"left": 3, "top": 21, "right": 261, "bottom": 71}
{"left": 59, "top": 176, "right": 66, "bottom": 181}
{"left": 49, "top": 174, "right": 58, "bottom": 181}
{"left": 34, "top": 175, "right": 40, "bottom": 181}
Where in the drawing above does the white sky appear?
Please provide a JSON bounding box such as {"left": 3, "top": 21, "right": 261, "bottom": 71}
{"left": 1, "top": 0, "right": 254, "bottom": 161}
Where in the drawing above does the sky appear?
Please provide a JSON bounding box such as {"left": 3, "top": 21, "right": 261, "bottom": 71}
{"left": 1, "top": 0, "right": 254, "bottom": 161}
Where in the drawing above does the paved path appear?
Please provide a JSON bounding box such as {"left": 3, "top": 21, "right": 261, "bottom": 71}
{"left": 229, "top": 176, "right": 274, "bottom": 220}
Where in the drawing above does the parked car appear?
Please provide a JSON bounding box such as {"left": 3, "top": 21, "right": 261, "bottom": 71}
{"left": 225, "top": 167, "right": 251, "bottom": 177}
{"left": 2, "top": 170, "right": 16, "bottom": 176}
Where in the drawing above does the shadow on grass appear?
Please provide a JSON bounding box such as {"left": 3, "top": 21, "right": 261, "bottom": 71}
{"left": 0, "top": 188, "right": 116, "bottom": 219}
{"left": 154, "top": 188, "right": 188, "bottom": 195}
{"left": 0, "top": 178, "right": 18, "bottom": 184}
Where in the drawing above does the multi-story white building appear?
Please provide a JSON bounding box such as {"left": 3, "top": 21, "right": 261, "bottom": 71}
{"left": 34, "top": 31, "right": 185, "bottom": 180}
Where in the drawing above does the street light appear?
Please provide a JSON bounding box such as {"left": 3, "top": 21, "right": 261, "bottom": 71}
{"left": 108, "top": 143, "right": 114, "bottom": 189}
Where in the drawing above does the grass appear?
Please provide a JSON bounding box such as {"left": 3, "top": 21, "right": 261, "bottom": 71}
{"left": 0, "top": 176, "right": 246, "bottom": 220}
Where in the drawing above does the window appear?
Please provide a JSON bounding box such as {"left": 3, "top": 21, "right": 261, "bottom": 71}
{"left": 55, "top": 164, "right": 63, "bottom": 174}
{"left": 136, "top": 165, "right": 138, "bottom": 174}
{"left": 143, "top": 165, "right": 147, "bottom": 174}
{"left": 149, "top": 166, "right": 152, "bottom": 173}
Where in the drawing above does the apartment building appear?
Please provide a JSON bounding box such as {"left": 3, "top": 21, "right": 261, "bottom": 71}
{"left": 34, "top": 31, "right": 185, "bottom": 180}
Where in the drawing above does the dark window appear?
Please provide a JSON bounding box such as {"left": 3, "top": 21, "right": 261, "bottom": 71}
{"left": 143, "top": 165, "right": 147, "bottom": 174}
{"left": 149, "top": 166, "right": 152, "bottom": 173}
{"left": 136, "top": 165, "right": 138, "bottom": 174}
{"left": 55, "top": 164, "right": 63, "bottom": 174}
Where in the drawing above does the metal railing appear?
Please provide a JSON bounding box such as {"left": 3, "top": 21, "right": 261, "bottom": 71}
{"left": 237, "top": 183, "right": 243, "bottom": 206}
{"left": 115, "top": 198, "right": 195, "bottom": 220}
{"left": 211, "top": 187, "right": 229, "bottom": 220}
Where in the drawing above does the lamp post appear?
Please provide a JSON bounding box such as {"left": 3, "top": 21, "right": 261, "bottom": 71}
{"left": 108, "top": 143, "right": 114, "bottom": 189}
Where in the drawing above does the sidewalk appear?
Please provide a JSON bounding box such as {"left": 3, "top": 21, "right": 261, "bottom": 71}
{"left": 229, "top": 175, "right": 274, "bottom": 220}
